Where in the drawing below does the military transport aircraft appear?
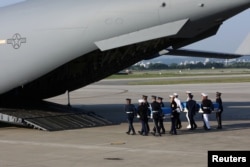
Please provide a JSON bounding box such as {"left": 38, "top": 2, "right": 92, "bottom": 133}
{"left": 0, "top": 0, "right": 250, "bottom": 101}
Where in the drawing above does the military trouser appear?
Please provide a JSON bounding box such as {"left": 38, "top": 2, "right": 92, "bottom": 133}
{"left": 216, "top": 111, "right": 223, "bottom": 128}
{"left": 175, "top": 112, "right": 182, "bottom": 129}
{"left": 153, "top": 113, "right": 161, "bottom": 135}
{"left": 203, "top": 114, "right": 210, "bottom": 129}
{"left": 127, "top": 116, "right": 135, "bottom": 134}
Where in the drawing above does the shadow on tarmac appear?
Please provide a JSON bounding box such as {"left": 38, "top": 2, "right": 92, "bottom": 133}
{"left": 1, "top": 101, "right": 249, "bottom": 132}
{"left": 76, "top": 101, "right": 250, "bottom": 135}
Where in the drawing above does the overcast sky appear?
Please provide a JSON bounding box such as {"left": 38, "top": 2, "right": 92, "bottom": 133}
{"left": 1, "top": 0, "right": 250, "bottom": 54}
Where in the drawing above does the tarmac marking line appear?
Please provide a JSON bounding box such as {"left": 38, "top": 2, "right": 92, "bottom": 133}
{"left": 0, "top": 139, "right": 205, "bottom": 156}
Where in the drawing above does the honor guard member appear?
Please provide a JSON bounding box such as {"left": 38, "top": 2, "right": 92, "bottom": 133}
{"left": 215, "top": 92, "right": 223, "bottom": 129}
{"left": 185, "top": 91, "right": 192, "bottom": 129}
{"left": 142, "top": 95, "right": 150, "bottom": 132}
{"left": 158, "top": 97, "right": 164, "bottom": 107}
{"left": 142, "top": 95, "right": 150, "bottom": 107}
{"left": 173, "top": 93, "right": 183, "bottom": 129}
{"left": 137, "top": 99, "right": 148, "bottom": 136}
{"left": 125, "top": 98, "right": 136, "bottom": 135}
{"left": 151, "top": 95, "right": 161, "bottom": 136}
{"left": 157, "top": 97, "right": 166, "bottom": 134}
{"left": 186, "top": 94, "right": 197, "bottom": 130}
{"left": 169, "top": 95, "right": 178, "bottom": 135}
{"left": 186, "top": 91, "right": 192, "bottom": 101}
{"left": 201, "top": 93, "right": 214, "bottom": 130}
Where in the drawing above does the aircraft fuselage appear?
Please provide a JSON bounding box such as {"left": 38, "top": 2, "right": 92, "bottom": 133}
{"left": 0, "top": 0, "right": 249, "bottom": 100}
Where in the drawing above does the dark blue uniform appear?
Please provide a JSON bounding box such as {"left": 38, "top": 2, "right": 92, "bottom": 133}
{"left": 151, "top": 101, "right": 162, "bottom": 136}
{"left": 170, "top": 100, "right": 178, "bottom": 135}
{"left": 125, "top": 103, "right": 136, "bottom": 135}
{"left": 186, "top": 99, "right": 197, "bottom": 130}
{"left": 137, "top": 103, "right": 149, "bottom": 136}
{"left": 158, "top": 100, "right": 166, "bottom": 134}
{"left": 144, "top": 101, "right": 151, "bottom": 132}
{"left": 216, "top": 93, "right": 223, "bottom": 129}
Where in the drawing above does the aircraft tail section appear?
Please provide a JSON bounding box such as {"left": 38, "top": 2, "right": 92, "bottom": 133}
{"left": 235, "top": 33, "right": 250, "bottom": 56}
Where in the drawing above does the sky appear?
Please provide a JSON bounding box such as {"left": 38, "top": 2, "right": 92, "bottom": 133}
{"left": 0, "top": 0, "right": 25, "bottom": 7}
{"left": 186, "top": 9, "right": 250, "bottom": 53}
{"left": 1, "top": 0, "right": 250, "bottom": 54}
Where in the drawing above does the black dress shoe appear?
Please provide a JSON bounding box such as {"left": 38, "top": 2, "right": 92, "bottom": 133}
{"left": 216, "top": 126, "right": 222, "bottom": 129}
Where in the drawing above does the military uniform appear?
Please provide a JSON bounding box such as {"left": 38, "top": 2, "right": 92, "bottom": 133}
{"left": 125, "top": 98, "right": 136, "bottom": 135}
{"left": 137, "top": 99, "right": 148, "bottom": 136}
{"left": 201, "top": 93, "right": 214, "bottom": 130}
{"left": 186, "top": 94, "right": 197, "bottom": 130}
{"left": 215, "top": 92, "right": 223, "bottom": 129}
{"left": 151, "top": 96, "right": 161, "bottom": 136}
{"left": 185, "top": 91, "right": 192, "bottom": 129}
{"left": 173, "top": 93, "right": 183, "bottom": 129}
{"left": 142, "top": 95, "right": 150, "bottom": 132}
{"left": 158, "top": 97, "right": 166, "bottom": 134}
{"left": 170, "top": 95, "right": 178, "bottom": 135}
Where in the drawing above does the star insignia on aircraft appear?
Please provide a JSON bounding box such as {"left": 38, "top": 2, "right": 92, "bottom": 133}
{"left": 7, "top": 33, "right": 27, "bottom": 49}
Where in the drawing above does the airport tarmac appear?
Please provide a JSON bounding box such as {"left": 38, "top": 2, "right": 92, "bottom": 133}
{"left": 0, "top": 81, "right": 250, "bottom": 167}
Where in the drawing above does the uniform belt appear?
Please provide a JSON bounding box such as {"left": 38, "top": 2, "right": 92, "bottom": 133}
{"left": 203, "top": 107, "right": 210, "bottom": 109}
{"left": 152, "top": 111, "right": 159, "bottom": 113}
{"left": 126, "top": 111, "right": 133, "bottom": 114}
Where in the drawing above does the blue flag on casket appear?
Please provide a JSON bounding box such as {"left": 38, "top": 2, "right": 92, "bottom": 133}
{"left": 181, "top": 102, "right": 219, "bottom": 113}
{"left": 161, "top": 107, "right": 172, "bottom": 118}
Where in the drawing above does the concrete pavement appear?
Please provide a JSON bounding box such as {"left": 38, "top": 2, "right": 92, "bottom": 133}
{"left": 0, "top": 82, "right": 249, "bottom": 167}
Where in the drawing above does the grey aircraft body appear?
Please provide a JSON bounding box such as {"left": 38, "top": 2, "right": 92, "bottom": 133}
{"left": 0, "top": 0, "right": 250, "bottom": 101}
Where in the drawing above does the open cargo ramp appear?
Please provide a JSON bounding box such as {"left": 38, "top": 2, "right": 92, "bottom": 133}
{"left": 0, "top": 102, "right": 113, "bottom": 131}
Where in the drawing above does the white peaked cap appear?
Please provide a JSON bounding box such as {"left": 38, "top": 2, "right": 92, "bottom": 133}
{"left": 173, "top": 93, "right": 178, "bottom": 96}
{"left": 186, "top": 91, "right": 191, "bottom": 94}
{"left": 201, "top": 93, "right": 208, "bottom": 97}
{"left": 138, "top": 99, "right": 145, "bottom": 103}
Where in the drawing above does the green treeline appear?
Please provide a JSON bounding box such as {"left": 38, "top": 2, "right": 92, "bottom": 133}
{"left": 131, "top": 62, "right": 250, "bottom": 70}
